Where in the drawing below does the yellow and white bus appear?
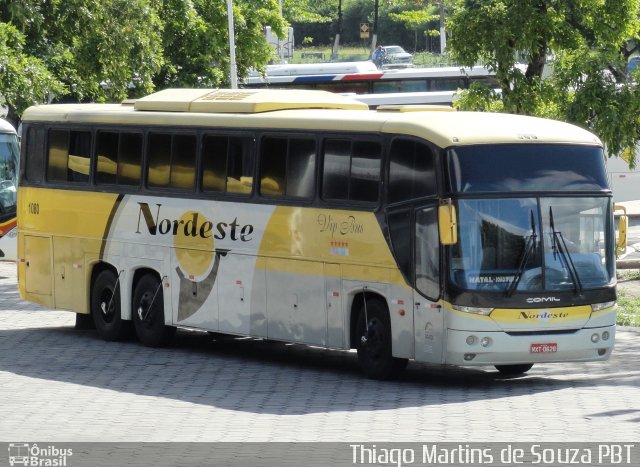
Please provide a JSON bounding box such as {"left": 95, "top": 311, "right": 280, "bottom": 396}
{"left": 18, "top": 89, "right": 624, "bottom": 379}
{"left": 0, "top": 118, "right": 19, "bottom": 261}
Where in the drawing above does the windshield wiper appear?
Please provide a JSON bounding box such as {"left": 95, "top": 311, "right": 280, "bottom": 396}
{"left": 549, "top": 206, "right": 583, "bottom": 295}
{"left": 505, "top": 210, "right": 537, "bottom": 297}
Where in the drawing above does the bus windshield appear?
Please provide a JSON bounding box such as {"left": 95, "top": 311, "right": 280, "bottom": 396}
{"left": 0, "top": 132, "right": 19, "bottom": 220}
{"left": 450, "top": 197, "right": 614, "bottom": 293}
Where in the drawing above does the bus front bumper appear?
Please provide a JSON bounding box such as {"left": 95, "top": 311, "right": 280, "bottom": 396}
{"left": 444, "top": 325, "right": 616, "bottom": 367}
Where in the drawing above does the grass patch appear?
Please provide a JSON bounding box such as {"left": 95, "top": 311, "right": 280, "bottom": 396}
{"left": 617, "top": 289, "right": 640, "bottom": 326}
{"left": 291, "top": 46, "right": 457, "bottom": 67}
{"left": 618, "top": 270, "right": 640, "bottom": 281}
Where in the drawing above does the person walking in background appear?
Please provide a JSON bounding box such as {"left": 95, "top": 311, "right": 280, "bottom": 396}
{"left": 372, "top": 45, "right": 386, "bottom": 69}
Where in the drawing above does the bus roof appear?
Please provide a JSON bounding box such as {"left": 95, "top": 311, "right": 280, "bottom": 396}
{"left": 0, "top": 118, "right": 16, "bottom": 134}
{"left": 23, "top": 88, "right": 601, "bottom": 149}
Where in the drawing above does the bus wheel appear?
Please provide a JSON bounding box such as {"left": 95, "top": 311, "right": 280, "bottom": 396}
{"left": 356, "top": 299, "right": 408, "bottom": 380}
{"left": 91, "top": 269, "right": 130, "bottom": 341}
{"left": 495, "top": 363, "right": 534, "bottom": 375}
{"left": 132, "top": 274, "right": 176, "bottom": 347}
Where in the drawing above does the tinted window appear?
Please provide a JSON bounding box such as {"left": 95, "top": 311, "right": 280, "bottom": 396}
{"left": 415, "top": 206, "right": 440, "bottom": 299}
{"left": 322, "top": 138, "right": 381, "bottom": 203}
{"left": 201, "top": 135, "right": 254, "bottom": 195}
{"left": 96, "top": 131, "right": 142, "bottom": 186}
{"left": 448, "top": 144, "right": 608, "bottom": 193}
{"left": 147, "top": 133, "right": 171, "bottom": 188}
{"left": 322, "top": 139, "right": 350, "bottom": 200}
{"left": 47, "top": 129, "right": 91, "bottom": 183}
{"left": 25, "top": 126, "right": 45, "bottom": 184}
{"left": 118, "top": 133, "right": 142, "bottom": 186}
{"left": 171, "top": 134, "right": 196, "bottom": 190}
{"left": 350, "top": 141, "right": 381, "bottom": 202}
{"left": 260, "top": 136, "right": 316, "bottom": 198}
{"left": 387, "top": 210, "right": 411, "bottom": 282}
{"left": 372, "top": 80, "right": 427, "bottom": 93}
{"left": 96, "top": 132, "right": 118, "bottom": 184}
{"left": 147, "top": 133, "right": 196, "bottom": 190}
{"left": 389, "top": 139, "right": 437, "bottom": 203}
{"left": 260, "top": 137, "right": 287, "bottom": 196}
{"left": 430, "top": 78, "right": 465, "bottom": 91}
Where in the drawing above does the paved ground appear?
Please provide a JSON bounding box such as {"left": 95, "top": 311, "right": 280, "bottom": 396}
{"left": 0, "top": 261, "right": 639, "bottom": 443}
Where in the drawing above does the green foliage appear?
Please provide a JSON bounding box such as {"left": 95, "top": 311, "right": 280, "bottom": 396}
{"left": 447, "top": 0, "right": 640, "bottom": 168}
{"left": 0, "top": 22, "right": 64, "bottom": 124}
{"left": 289, "top": 0, "right": 442, "bottom": 51}
{"left": 617, "top": 289, "right": 640, "bottom": 327}
{"left": 0, "top": 0, "right": 286, "bottom": 123}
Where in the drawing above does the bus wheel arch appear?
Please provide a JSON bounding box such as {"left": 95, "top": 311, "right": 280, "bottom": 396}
{"left": 350, "top": 292, "right": 408, "bottom": 379}
{"left": 131, "top": 269, "right": 176, "bottom": 347}
{"left": 90, "top": 263, "right": 131, "bottom": 341}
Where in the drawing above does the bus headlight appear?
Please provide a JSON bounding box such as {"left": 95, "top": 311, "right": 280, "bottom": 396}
{"left": 452, "top": 305, "right": 494, "bottom": 316}
{"left": 591, "top": 301, "right": 615, "bottom": 312}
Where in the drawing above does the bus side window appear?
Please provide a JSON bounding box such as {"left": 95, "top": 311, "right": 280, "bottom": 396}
{"left": 202, "top": 135, "right": 228, "bottom": 192}
{"left": 25, "top": 126, "right": 45, "bottom": 184}
{"left": 171, "top": 134, "right": 196, "bottom": 190}
{"left": 202, "top": 135, "right": 253, "bottom": 195}
{"left": 322, "top": 138, "right": 381, "bottom": 203}
{"left": 350, "top": 141, "right": 381, "bottom": 202}
{"left": 260, "top": 136, "right": 316, "bottom": 198}
{"left": 46, "top": 129, "right": 91, "bottom": 183}
{"left": 96, "top": 132, "right": 142, "bottom": 186}
{"left": 118, "top": 133, "right": 142, "bottom": 186}
{"left": 260, "top": 137, "right": 287, "bottom": 196}
{"left": 227, "top": 138, "right": 253, "bottom": 194}
{"left": 389, "top": 138, "right": 436, "bottom": 203}
{"left": 147, "top": 133, "right": 196, "bottom": 191}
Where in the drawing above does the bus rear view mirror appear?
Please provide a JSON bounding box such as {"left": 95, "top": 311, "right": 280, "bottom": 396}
{"left": 438, "top": 199, "right": 458, "bottom": 245}
{"left": 613, "top": 204, "right": 628, "bottom": 258}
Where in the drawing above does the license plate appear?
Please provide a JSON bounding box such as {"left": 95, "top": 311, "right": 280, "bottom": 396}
{"left": 530, "top": 343, "right": 558, "bottom": 353}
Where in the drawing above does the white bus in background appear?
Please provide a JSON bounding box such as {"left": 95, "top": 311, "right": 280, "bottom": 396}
{"left": 606, "top": 153, "right": 640, "bottom": 203}
{"left": 244, "top": 64, "right": 499, "bottom": 101}
{"left": 0, "top": 118, "right": 18, "bottom": 261}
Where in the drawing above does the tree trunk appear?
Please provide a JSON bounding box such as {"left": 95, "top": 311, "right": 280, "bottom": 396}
{"left": 5, "top": 106, "right": 20, "bottom": 132}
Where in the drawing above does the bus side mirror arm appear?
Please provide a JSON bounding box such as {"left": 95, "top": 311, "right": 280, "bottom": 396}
{"left": 614, "top": 203, "right": 628, "bottom": 258}
{"left": 438, "top": 198, "right": 458, "bottom": 245}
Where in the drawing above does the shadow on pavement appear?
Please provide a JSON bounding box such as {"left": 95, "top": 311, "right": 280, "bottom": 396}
{"left": 1, "top": 283, "right": 639, "bottom": 416}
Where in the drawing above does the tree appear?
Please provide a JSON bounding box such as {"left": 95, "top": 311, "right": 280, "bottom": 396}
{"left": 0, "top": 0, "right": 286, "bottom": 126}
{"left": 2, "top": 0, "right": 164, "bottom": 103}
{"left": 388, "top": 1, "right": 439, "bottom": 52}
{"left": 447, "top": 0, "right": 640, "bottom": 167}
{"left": 0, "top": 22, "right": 64, "bottom": 128}
{"left": 156, "top": 0, "right": 286, "bottom": 87}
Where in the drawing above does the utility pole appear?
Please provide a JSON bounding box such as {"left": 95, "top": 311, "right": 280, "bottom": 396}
{"left": 332, "top": 0, "right": 343, "bottom": 59}
{"left": 372, "top": 0, "right": 379, "bottom": 51}
{"left": 278, "top": 0, "right": 285, "bottom": 62}
{"left": 227, "top": 0, "right": 238, "bottom": 88}
{"left": 439, "top": 1, "right": 446, "bottom": 54}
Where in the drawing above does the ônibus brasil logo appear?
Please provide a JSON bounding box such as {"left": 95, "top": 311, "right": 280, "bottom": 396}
{"left": 8, "top": 443, "right": 73, "bottom": 466}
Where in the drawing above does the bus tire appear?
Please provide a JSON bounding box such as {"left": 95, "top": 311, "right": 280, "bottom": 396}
{"left": 356, "top": 299, "right": 408, "bottom": 380}
{"left": 132, "top": 274, "right": 176, "bottom": 347}
{"left": 495, "top": 363, "right": 533, "bottom": 375}
{"left": 91, "top": 269, "right": 130, "bottom": 341}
